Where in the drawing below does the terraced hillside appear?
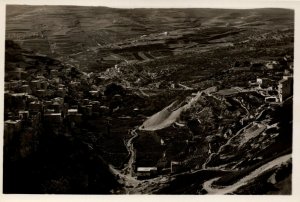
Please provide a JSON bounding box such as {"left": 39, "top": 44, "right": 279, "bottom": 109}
{"left": 6, "top": 6, "right": 294, "bottom": 71}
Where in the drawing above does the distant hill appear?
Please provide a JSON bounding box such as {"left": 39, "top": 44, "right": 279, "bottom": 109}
{"left": 6, "top": 6, "right": 294, "bottom": 72}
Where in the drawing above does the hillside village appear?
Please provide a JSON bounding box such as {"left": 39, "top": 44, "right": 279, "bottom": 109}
{"left": 4, "top": 6, "right": 294, "bottom": 194}
{"left": 4, "top": 37, "right": 293, "bottom": 193}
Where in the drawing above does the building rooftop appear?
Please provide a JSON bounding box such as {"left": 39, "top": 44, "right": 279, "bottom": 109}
{"left": 44, "top": 113, "right": 61, "bottom": 116}
{"left": 5, "top": 119, "right": 22, "bottom": 124}
{"left": 137, "top": 167, "right": 157, "bottom": 172}
{"left": 30, "top": 101, "right": 42, "bottom": 104}
{"left": 19, "top": 110, "right": 29, "bottom": 113}
{"left": 68, "top": 109, "right": 78, "bottom": 113}
{"left": 11, "top": 93, "right": 27, "bottom": 97}
{"left": 215, "top": 88, "right": 240, "bottom": 96}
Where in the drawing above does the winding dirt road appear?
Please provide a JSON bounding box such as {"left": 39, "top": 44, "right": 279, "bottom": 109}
{"left": 109, "top": 128, "right": 172, "bottom": 194}
{"left": 123, "top": 128, "right": 139, "bottom": 176}
{"left": 202, "top": 154, "right": 291, "bottom": 194}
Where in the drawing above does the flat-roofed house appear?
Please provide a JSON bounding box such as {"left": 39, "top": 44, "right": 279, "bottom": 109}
{"left": 67, "top": 109, "right": 82, "bottom": 126}
{"left": 20, "top": 85, "right": 31, "bottom": 94}
{"left": 4, "top": 119, "right": 22, "bottom": 145}
{"left": 29, "top": 101, "right": 43, "bottom": 113}
{"left": 136, "top": 167, "right": 158, "bottom": 179}
{"left": 11, "top": 93, "right": 27, "bottom": 110}
{"left": 18, "top": 110, "right": 29, "bottom": 120}
{"left": 278, "top": 76, "right": 293, "bottom": 102}
{"left": 171, "top": 161, "right": 183, "bottom": 173}
{"left": 43, "top": 113, "right": 62, "bottom": 124}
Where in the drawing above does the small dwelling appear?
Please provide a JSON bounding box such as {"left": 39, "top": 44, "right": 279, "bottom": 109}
{"left": 278, "top": 76, "right": 293, "bottom": 102}
{"left": 136, "top": 167, "right": 158, "bottom": 179}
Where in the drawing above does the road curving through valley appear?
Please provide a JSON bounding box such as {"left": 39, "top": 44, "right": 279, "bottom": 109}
{"left": 202, "top": 153, "right": 292, "bottom": 194}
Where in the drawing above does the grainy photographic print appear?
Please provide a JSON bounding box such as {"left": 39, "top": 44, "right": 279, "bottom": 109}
{"left": 2, "top": 0, "right": 295, "bottom": 196}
